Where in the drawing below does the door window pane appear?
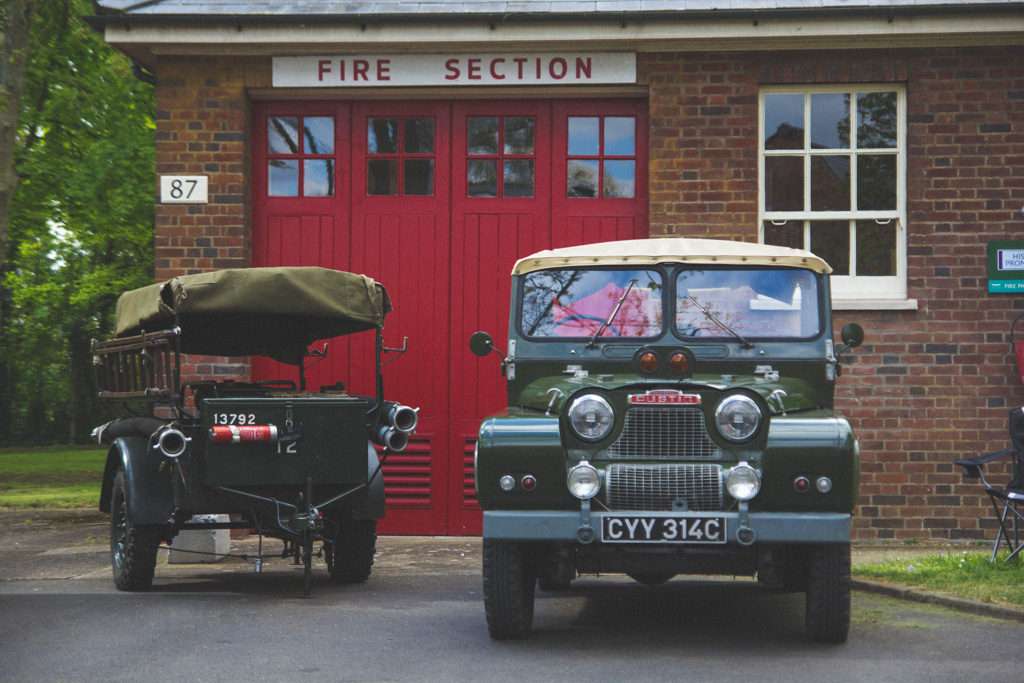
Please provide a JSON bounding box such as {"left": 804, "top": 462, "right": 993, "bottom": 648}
{"left": 856, "top": 221, "right": 897, "bottom": 276}
{"left": 468, "top": 159, "right": 497, "bottom": 197}
{"left": 468, "top": 117, "right": 498, "bottom": 155}
{"left": 568, "top": 117, "right": 600, "bottom": 155}
{"left": 765, "top": 156, "right": 803, "bottom": 211}
{"left": 503, "top": 160, "right": 534, "bottom": 197}
{"left": 764, "top": 94, "right": 803, "bottom": 150}
{"left": 857, "top": 155, "right": 897, "bottom": 210}
{"left": 857, "top": 92, "right": 897, "bottom": 149}
{"left": 764, "top": 221, "right": 803, "bottom": 250}
{"left": 810, "top": 94, "right": 849, "bottom": 150}
{"left": 268, "top": 116, "right": 299, "bottom": 153}
{"left": 302, "top": 117, "right": 334, "bottom": 155}
{"left": 368, "top": 119, "right": 398, "bottom": 154}
{"left": 604, "top": 117, "right": 635, "bottom": 155}
{"left": 568, "top": 159, "right": 599, "bottom": 197}
{"left": 810, "top": 156, "right": 850, "bottom": 211}
{"left": 404, "top": 119, "right": 435, "bottom": 153}
{"left": 603, "top": 160, "right": 635, "bottom": 198}
{"left": 809, "top": 221, "right": 850, "bottom": 275}
{"left": 303, "top": 159, "right": 334, "bottom": 197}
{"left": 404, "top": 159, "right": 434, "bottom": 195}
{"left": 367, "top": 159, "right": 398, "bottom": 195}
{"left": 268, "top": 159, "right": 298, "bottom": 196}
{"left": 504, "top": 118, "right": 535, "bottom": 154}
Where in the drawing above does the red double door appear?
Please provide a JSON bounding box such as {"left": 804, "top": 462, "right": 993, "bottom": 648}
{"left": 252, "top": 99, "right": 647, "bottom": 535}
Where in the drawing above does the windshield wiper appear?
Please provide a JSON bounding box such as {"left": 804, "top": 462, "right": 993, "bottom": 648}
{"left": 684, "top": 295, "right": 754, "bottom": 349}
{"left": 587, "top": 279, "right": 637, "bottom": 348}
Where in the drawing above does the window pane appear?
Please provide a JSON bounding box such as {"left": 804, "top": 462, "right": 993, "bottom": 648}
{"left": 468, "top": 117, "right": 498, "bottom": 155}
{"left": 765, "top": 156, "right": 803, "bottom": 211}
{"left": 810, "top": 93, "right": 850, "bottom": 149}
{"left": 268, "top": 159, "right": 298, "bottom": 196}
{"left": 404, "top": 159, "right": 434, "bottom": 195}
{"left": 857, "top": 155, "right": 897, "bottom": 210}
{"left": 568, "top": 159, "right": 599, "bottom": 198}
{"left": 568, "top": 117, "right": 600, "bottom": 155}
{"left": 604, "top": 117, "right": 635, "bottom": 155}
{"left": 468, "top": 159, "right": 497, "bottom": 197}
{"left": 858, "top": 92, "right": 897, "bottom": 149}
{"left": 368, "top": 119, "right": 398, "bottom": 154}
{"left": 268, "top": 116, "right": 299, "bottom": 153}
{"left": 764, "top": 220, "right": 803, "bottom": 250}
{"left": 764, "top": 94, "right": 803, "bottom": 150}
{"left": 603, "top": 160, "right": 635, "bottom": 198}
{"left": 856, "top": 221, "right": 897, "bottom": 276}
{"left": 405, "top": 118, "right": 435, "bottom": 153}
{"left": 811, "top": 155, "right": 850, "bottom": 211}
{"left": 303, "top": 159, "right": 334, "bottom": 197}
{"left": 367, "top": 159, "right": 398, "bottom": 195}
{"left": 809, "top": 221, "right": 850, "bottom": 275}
{"left": 504, "top": 117, "right": 535, "bottom": 154}
{"left": 504, "top": 159, "right": 534, "bottom": 197}
{"left": 303, "top": 117, "right": 334, "bottom": 154}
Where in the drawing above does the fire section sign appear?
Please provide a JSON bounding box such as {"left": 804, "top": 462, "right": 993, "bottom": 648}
{"left": 272, "top": 53, "right": 636, "bottom": 87}
{"left": 988, "top": 240, "right": 1024, "bottom": 293}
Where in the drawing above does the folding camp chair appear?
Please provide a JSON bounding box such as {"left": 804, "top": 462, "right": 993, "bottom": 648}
{"left": 955, "top": 406, "right": 1024, "bottom": 562}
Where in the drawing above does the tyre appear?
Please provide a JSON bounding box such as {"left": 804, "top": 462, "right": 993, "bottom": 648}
{"left": 483, "top": 539, "right": 536, "bottom": 640}
{"left": 537, "top": 550, "right": 575, "bottom": 592}
{"left": 326, "top": 515, "right": 377, "bottom": 584}
{"left": 805, "top": 543, "right": 851, "bottom": 644}
{"left": 110, "top": 470, "right": 162, "bottom": 591}
{"left": 627, "top": 572, "right": 675, "bottom": 586}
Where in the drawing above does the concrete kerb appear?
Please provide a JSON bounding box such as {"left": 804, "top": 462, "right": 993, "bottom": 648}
{"left": 851, "top": 578, "right": 1024, "bottom": 623}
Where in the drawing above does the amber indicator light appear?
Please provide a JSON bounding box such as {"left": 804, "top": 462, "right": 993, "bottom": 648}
{"left": 638, "top": 351, "right": 658, "bottom": 373}
{"left": 669, "top": 352, "right": 689, "bottom": 375}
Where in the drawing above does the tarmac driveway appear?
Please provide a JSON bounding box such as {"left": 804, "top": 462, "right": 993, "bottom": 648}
{"left": 1, "top": 511, "right": 1021, "bottom": 683}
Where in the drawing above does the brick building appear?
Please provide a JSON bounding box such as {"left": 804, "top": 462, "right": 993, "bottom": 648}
{"left": 94, "top": 0, "right": 1024, "bottom": 540}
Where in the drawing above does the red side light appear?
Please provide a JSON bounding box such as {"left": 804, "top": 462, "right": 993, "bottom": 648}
{"left": 669, "top": 352, "right": 689, "bottom": 375}
{"left": 521, "top": 474, "right": 537, "bottom": 491}
{"left": 793, "top": 476, "right": 810, "bottom": 493}
{"left": 639, "top": 351, "right": 658, "bottom": 373}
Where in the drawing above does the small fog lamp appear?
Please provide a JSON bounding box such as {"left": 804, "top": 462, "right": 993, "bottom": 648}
{"left": 567, "top": 461, "right": 601, "bottom": 500}
{"left": 725, "top": 462, "right": 761, "bottom": 501}
{"left": 499, "top": 475, "right": 516, "bottom": 492}
{"left": 816, "top": 476, "right": 833, "bottom": 494}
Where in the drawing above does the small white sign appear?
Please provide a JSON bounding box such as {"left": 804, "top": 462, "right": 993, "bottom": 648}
{"left": 160, "top": 176, "right": 208, "bottom": 204}
{"left": 273, "top": 53, "right": 636, "bottom": 88}
{"left": 997, "top": 249, "right": 1024, "bottom": 271}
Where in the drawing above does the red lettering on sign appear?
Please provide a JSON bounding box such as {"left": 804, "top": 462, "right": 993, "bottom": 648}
{"left": 535, "top": 57, "right": 542, "bottom": 79}
{"left": 353, "top": 60, "right": 369, "bottom": 81}
{"left": 549, "top": 57, "right": 568, "bottom": 79}
{"left": 576, "top": 56, "right": 592, "bottom": 79}
{"left": 628, "top": 391, "right": 702, "bottom": 406}
{"left": 490, "top": 58, "right": 506, "bottom": 80}
{"left": 317, "top": 59, "right": 332, "bottom": 81}
{"left": 467, "top": 58, "right": 482, "bottom": 80}
{"left": 513, "top": 57, "right": 527, "bottom": 80}
{"left": 444, "top": 58, "right": 460, "bottom": 80}
{"left": 377, "top": 59, "right": 391, "bottom": 81}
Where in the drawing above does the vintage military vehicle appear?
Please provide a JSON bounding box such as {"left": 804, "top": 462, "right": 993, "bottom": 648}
{"left": 92, "top": 267, "right": 417, "bottom": 595}
{"left": 470, "top": 238, "right": 864, "bottom": 642}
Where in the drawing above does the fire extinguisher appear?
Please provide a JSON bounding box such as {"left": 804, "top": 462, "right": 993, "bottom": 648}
{"left": 1014, "top": 313, "right": 1024, "bottom": 385}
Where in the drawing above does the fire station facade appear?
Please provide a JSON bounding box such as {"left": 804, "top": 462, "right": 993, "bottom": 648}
{"left": 96, "top": 1, "right": 1024, "bottom": 540}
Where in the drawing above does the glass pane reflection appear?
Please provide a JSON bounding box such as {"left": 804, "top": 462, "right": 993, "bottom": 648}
{"left": 468, "top": 159, "right": 497, "bottom": 197}
{"left": 764, "top": 94, "right": 803, "bottom": 150}
{"left": 603, "top": 160, "right": 635, "bottom": 198}
{"left": 568, "top": 159, "right": 599, "bottom": 197}
{"left": 303, "top": 117, "right": 334, "bottom": 154}
{"left": 404, "top": 159, "right": 434, "bottom": 195}
{"left": 504, "top": 159, "right": 534, "bottom": 197}
{"left": 367, "top": 159, "right": 398, "bottom": 195}
{"left": 468, "top": 117, "right": 499, "bottom": 155}
{"left": 268, "top": 117, "right": 299, "bottom": 153}
{"left": 368, "top": 119, "right": 398, "bottom": 154}
{"left": 303, "top": 159, "right": 334, "bottom": 197}
{"left": 268, "top": 159, "right": 298, "bottom": 196}
{"left": 604, "top": 117, "right": 635, "bottom": 155}
{"left": 568, "top": 117, "right": 600, "bottom": 155}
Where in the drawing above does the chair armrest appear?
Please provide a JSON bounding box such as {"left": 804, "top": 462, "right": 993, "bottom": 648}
{"left": 955, "top": 448, "right": 1017, "bottom": 479}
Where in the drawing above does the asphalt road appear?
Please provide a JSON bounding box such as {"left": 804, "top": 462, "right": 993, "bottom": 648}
{"left": 1, "top": 512, "right": 1022, "bottom": 683}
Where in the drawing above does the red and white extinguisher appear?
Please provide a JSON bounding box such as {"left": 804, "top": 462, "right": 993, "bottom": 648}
{"left": 1013, "top": 313, "right": 1024, "bottom": 385}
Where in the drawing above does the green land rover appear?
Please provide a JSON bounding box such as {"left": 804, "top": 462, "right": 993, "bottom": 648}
{"left": 469, "top": 237, "right": 864, "bottom": 642}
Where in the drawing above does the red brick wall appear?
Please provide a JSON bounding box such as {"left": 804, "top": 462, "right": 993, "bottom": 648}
{"left": 642, "top": 46, "right": 1024, "bottom": 541}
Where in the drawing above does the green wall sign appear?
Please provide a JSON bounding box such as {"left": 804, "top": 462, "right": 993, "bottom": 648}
{"left": 988, "top": 240, "right": 1024, "bottom": 294}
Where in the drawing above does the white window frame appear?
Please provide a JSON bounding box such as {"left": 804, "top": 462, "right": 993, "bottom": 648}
{"left": 758, "top": 84, "right": 909, "bottom": 306}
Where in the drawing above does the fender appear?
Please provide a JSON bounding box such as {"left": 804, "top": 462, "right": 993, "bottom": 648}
{"left": 351, "top": 443, "right": 386, "bottom": 520}
{"left": 98, "top": 436, "right": 174, "bottom": 526}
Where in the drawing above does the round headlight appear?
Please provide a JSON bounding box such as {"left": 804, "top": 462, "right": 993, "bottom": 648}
{"left": 715, "top": 394, "right": 762, "bottom": 442}
{"left": 567, "top": 461, "right": 601, "bottom": 500}
{"left": 568, "top": 394, "right": 615, "bottom": 442}
{"left": 726, "top": 462, "right": 761, "bottom": 501}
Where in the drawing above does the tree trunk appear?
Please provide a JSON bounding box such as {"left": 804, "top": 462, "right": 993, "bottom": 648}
{"left": 0, "top": 0, "right": 34, "bottom": 276}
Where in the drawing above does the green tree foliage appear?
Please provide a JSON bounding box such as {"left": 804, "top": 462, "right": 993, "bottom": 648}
{"left": 1, "top": 0, "right": 154, "bottom": 444}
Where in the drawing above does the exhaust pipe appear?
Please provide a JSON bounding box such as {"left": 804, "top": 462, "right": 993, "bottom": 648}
{"left": 375, "top": 425, "right": 409, "bottom": 452}
{"left": 154, "top": 427, "right": 191, "bottom": 459}
{"left": 385, "top": 402, "right": 419, "bottom": 433}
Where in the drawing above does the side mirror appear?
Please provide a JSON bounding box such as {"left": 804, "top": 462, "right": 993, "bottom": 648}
{"left": 469, "top": 331, "right": 495, "bottom": 357}
{"left": 840, "top": 323, "right": 865, "bottom": 349}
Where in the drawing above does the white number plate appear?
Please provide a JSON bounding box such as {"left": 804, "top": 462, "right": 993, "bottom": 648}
{"left": 600, "top": 515, "right": 727, "bottom": 544}
{"left": 212, "top": 413, "right": 257, "bottom": 426}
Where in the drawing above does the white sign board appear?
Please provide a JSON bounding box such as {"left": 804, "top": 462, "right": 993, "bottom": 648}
{"left": 273, "top": 53, "right": 636, "bottom": 88}
{"left": 160, "top": 175, "right": 208, "bottom": 204}
{"left": 997, "top": 249, "right": 1024, "bottom": 271}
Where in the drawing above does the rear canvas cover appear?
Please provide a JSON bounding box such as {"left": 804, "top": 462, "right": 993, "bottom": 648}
{"left": 115, "top": 267, "right": 390, "bottom": 363}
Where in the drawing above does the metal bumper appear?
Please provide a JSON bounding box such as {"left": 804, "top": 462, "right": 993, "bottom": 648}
{"left": 483, "top": 509, "right": 851, "bottom": 544}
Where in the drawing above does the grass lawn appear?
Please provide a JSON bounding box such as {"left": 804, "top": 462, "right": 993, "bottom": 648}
{"left": 855, "top": 551, "right": 1024, "bottom": 608}
{"left": 0, "top": 446, "right": 106, "bottom": 509}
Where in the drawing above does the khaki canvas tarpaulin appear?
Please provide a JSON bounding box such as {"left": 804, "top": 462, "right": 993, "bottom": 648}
{"left": 115, "top": 267, "right": 391, "bottom": 364}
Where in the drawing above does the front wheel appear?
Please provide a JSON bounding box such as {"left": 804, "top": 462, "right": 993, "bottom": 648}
{"left": 805, "top": 543, "right": 851, "bottom": 643}
{"left": 483, "top": 539, "right": 536, "bottom": 640}
{"left": 326, "top": 516, "right": 377, "bottom": 584}
{"left": 110, "top": 470, "right": 162, "bottom": 591}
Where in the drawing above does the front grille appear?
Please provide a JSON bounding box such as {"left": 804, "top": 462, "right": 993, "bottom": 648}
{"left": 605, "top": 463, "right": 723, "bottom": 512}
{"left": 606, "top": 406, "right": 720, "bottom": 460}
